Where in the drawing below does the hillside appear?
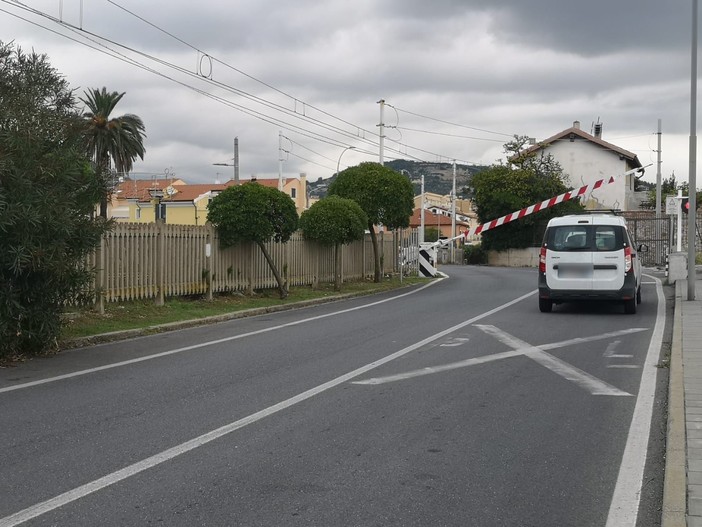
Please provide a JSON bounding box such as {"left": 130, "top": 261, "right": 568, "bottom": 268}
{"left": 307, "top": 160, "right": 488, "bottom": 199}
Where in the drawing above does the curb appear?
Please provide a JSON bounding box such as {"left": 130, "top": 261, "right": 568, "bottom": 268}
{"left": 59, "top": 286, "right": 414, "bottom": 350}
{"left": 662, "top": 280, "right": 686, "bottom": 527}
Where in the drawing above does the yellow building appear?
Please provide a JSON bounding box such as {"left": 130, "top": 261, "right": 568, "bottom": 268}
{"left": 413, "top": 192, "right": 475, "bottom": 217}
{"left": 246, "top": 173, "right": 308, "bottom": 214}
{"left": 408, "top": 193, "right": 481, "bottom": 243}
{"left": 108, "top": 174, "right": 308, "bottom": 225}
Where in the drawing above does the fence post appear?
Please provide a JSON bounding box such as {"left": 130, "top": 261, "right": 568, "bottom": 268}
{"left": 95, "top": 236, "right": 105, "bottom": 314}
{"left": 205, "top": 224, "right": 213, "bottom": 301}
{"left": 313, "top": 243, "right": 320, "bottom": 289}
{"left": 337, "top": 244, "right": 343, "bottom": 288}
{"left": 155, "top": 221, "right": 165, "bottom": 306}
{"left": 247, "top": 242, "right": 255, "bottom": 295}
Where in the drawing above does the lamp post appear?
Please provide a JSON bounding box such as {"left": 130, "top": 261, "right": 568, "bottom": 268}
{"left": 688, "top": 0, "right": 698, "bottom": 301}
{"left": 336, "top": 146, "right": 356, "bottom": 175}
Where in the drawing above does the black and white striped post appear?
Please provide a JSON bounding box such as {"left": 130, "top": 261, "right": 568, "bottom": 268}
{"left": 419, "top": 243, "right": 437, "bottom": 277}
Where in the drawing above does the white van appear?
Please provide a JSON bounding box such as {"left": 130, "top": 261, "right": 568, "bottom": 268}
{"left": 538, "top": 213, "right": 648, "bottom": 314}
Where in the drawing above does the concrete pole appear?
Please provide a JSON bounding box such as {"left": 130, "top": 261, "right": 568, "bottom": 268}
{"left": 678, "top": 188, "right": 683, "bottom": 253}
{"left": 378, "top": 99, "right": 385, "bottom": 165}
{"left": 278, "top": 130, "right": 284, "bottom": 191}
{"left": 234, "top": 137, "right": 239, "bottom": 184}
{"left": 655, "top": 119, "right": 662, "bottom": 265}
{"left": 451, "top": 160, "right": 457, "bottom": 263}
{"left": 689, "top": 0, "right": 698, "bottom": 300}
{"left": 656, "top": 119, "right": 662, "bottom": 217}
{"left": 420, "top": 175, "right": 425, "bottom": 244}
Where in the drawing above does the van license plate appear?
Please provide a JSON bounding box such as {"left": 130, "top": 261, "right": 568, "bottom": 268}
{"left": 559, "top": 265, "right": 591, "bottom": 278}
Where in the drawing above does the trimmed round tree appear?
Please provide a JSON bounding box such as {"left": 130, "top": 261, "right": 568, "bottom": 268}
{"left": 328, "top": 162, "right": 414, "bottom": 282}
{"left": 299, "top": 196, "right": 368, "bottom": 291}
{"left": 207, "top": 182, "right": 298, "bottom": 298}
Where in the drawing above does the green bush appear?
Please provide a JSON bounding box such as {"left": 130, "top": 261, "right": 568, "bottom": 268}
{"left": 464, "top": 244, "right": 488, "bottom": 265}
{"left": 1, "top": 42, "right": 108, "bottom": 358}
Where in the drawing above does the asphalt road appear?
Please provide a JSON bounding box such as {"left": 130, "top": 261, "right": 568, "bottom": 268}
{"left": 0, "top": 265, "right": 670, "bottom": 527}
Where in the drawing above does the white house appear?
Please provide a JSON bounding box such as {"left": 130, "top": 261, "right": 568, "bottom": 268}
{"left": 519, "top": 121, "right": 643, "bottom": 211}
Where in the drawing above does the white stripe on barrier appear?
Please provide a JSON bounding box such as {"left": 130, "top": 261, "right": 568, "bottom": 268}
{"left": 456, "top": 165, "right": 651, "bottom": 242}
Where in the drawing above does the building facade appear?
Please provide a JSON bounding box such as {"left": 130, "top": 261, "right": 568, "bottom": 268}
{"left": 518, "top": 121, "right": 643, "bottom": 211}
{"left": 107, "top": 174, "right": 308, "bottom": 225}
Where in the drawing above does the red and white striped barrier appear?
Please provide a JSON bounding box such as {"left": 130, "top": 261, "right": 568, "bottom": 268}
{"left": 460, "top": 165, "right": 650, "bottom": 239}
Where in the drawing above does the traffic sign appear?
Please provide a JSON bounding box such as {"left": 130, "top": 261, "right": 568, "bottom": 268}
{"left": 666, "top": 196, "right": 678, "bottom": 215}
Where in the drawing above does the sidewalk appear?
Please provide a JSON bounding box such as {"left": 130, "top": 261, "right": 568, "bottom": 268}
{"left": 663, "top": 270, "right": 702, "bottom": 527}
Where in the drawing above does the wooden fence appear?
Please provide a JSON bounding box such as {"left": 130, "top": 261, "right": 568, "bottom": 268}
{"left": 93, "top": 223, "right": 415, "bottom": 304}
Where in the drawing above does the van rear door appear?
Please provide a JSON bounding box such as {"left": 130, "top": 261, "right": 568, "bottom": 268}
{"left": 545, "top": 224, "right": 593, "bottom": 291}
{"left": 590, "top": 225, "right": 626, "bottom": 291}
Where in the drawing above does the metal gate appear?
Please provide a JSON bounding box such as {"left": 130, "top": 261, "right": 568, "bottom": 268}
{"left": 624, "top": 215, "right": 672, "bottom": 267}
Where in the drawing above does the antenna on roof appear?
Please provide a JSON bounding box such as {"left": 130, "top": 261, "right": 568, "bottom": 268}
{"left": 592, "top": 117, "right": 602, "bottom": 138}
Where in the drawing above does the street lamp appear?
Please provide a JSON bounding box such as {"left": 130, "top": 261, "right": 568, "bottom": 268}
{"left": 336, "top": 146, "right": 356, "bottom": 175}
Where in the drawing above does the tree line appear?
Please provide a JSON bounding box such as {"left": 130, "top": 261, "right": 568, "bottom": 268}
{"left": 1, "top": 39, "right": 584, "bottom": 360}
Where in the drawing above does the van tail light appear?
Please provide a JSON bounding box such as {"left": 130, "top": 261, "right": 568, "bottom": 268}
{"left": 539, "top": 246, "right": 547, "bottom": 273}
{"left": 624, "top": 246, "right": 633, "bottom": 273}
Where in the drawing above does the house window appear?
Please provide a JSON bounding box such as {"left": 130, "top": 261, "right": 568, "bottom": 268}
{"left": 291, "top": 188, "right": 297, "bottom": 199}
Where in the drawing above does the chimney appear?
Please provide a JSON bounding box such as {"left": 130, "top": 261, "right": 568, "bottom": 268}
{"left": 573, "top": 120, "right": 581, "bottom": 129}
{"left": 594, "top": 123, "right": 603, "bottom": 138}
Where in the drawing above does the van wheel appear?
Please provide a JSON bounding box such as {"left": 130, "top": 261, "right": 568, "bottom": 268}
{"left": 624, "top": 298, "right": 637, "bottom": 315}
{"left": 539, "top": 298, "right": 553, "bottom": 313}
{"left": 636, "top": 286, "right": 642, "bottom": 304}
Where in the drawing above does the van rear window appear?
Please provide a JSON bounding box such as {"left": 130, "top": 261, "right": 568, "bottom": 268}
{"left": 546, "top": 225, "right": 623, "bottom": 252}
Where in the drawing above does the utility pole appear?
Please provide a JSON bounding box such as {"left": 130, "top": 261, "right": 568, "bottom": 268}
{"left": 234, "top": 136, "right": 239, "bottom": 184}
{"left": 689, "top": 0, "right": 698, "bottom": 301}
{"left": 655, "top": 120, "right": 662, "bottom": 266}
{"left": 378, "top": 99, "right": 385, "bottom": 165}
{"left": 656, "top": 120, "right": 662, "bottom": 217}
{"left": 278, "top": 130, "right": 284, "bottom": 191}
{"left": 420, "top": 175, "right": 425, "bottom": 243}
{"left": 451, "top": 160, "right": 457, "bottom": 263}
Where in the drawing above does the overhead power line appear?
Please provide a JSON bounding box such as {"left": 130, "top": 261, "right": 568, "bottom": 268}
{"left": 2, "top": 0, "right": 493, "bottom": 169}
{"left": 386, "top": 104, "right": 515, "bottom": 138}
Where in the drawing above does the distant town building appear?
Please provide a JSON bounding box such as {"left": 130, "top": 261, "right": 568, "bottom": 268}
{"left": 107, "top": 173, "right": 308, "bottom": 225}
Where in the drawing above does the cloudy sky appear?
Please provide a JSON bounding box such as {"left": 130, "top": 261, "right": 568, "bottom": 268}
{"left": 1, "top": 0, "right": 697, "bottom": 187}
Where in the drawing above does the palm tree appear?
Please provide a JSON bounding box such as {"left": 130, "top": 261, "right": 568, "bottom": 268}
{"left": 81, "top": 87, "right": 146, "bottom": 217}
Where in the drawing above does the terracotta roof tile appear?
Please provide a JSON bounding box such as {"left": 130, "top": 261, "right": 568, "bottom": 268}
{"left": 517, "top": 126, "right": 641, "bottom": 166}
{"left": 409, "top": 208, "right": 469, "bottom": 228}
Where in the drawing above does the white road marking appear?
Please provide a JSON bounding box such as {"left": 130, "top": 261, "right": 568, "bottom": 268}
{"left": 353, "top": 349, "right": 525, "bottom": 385}
{"left": 0, "top": 279, "right": 445, "bottom": 395}
{"left": 354, "top": 327, "right": 647, "bottom": 388}
{"left": 605, "top": 274, "right": 665, "bottom": 527}
{"left": 603, "top": 340, "right": 637, "bottom": 369}
{"left": 477, "top": 325, "right": 631, "bottom": 396}
{"left": 603, "top": 341, "right": 632, "bottom": 359}
{"left": 440, "top": 337, "right": 470, "bottom": 347}
{"left": 0, "top": 290, "right": 537, "bottom": 526}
